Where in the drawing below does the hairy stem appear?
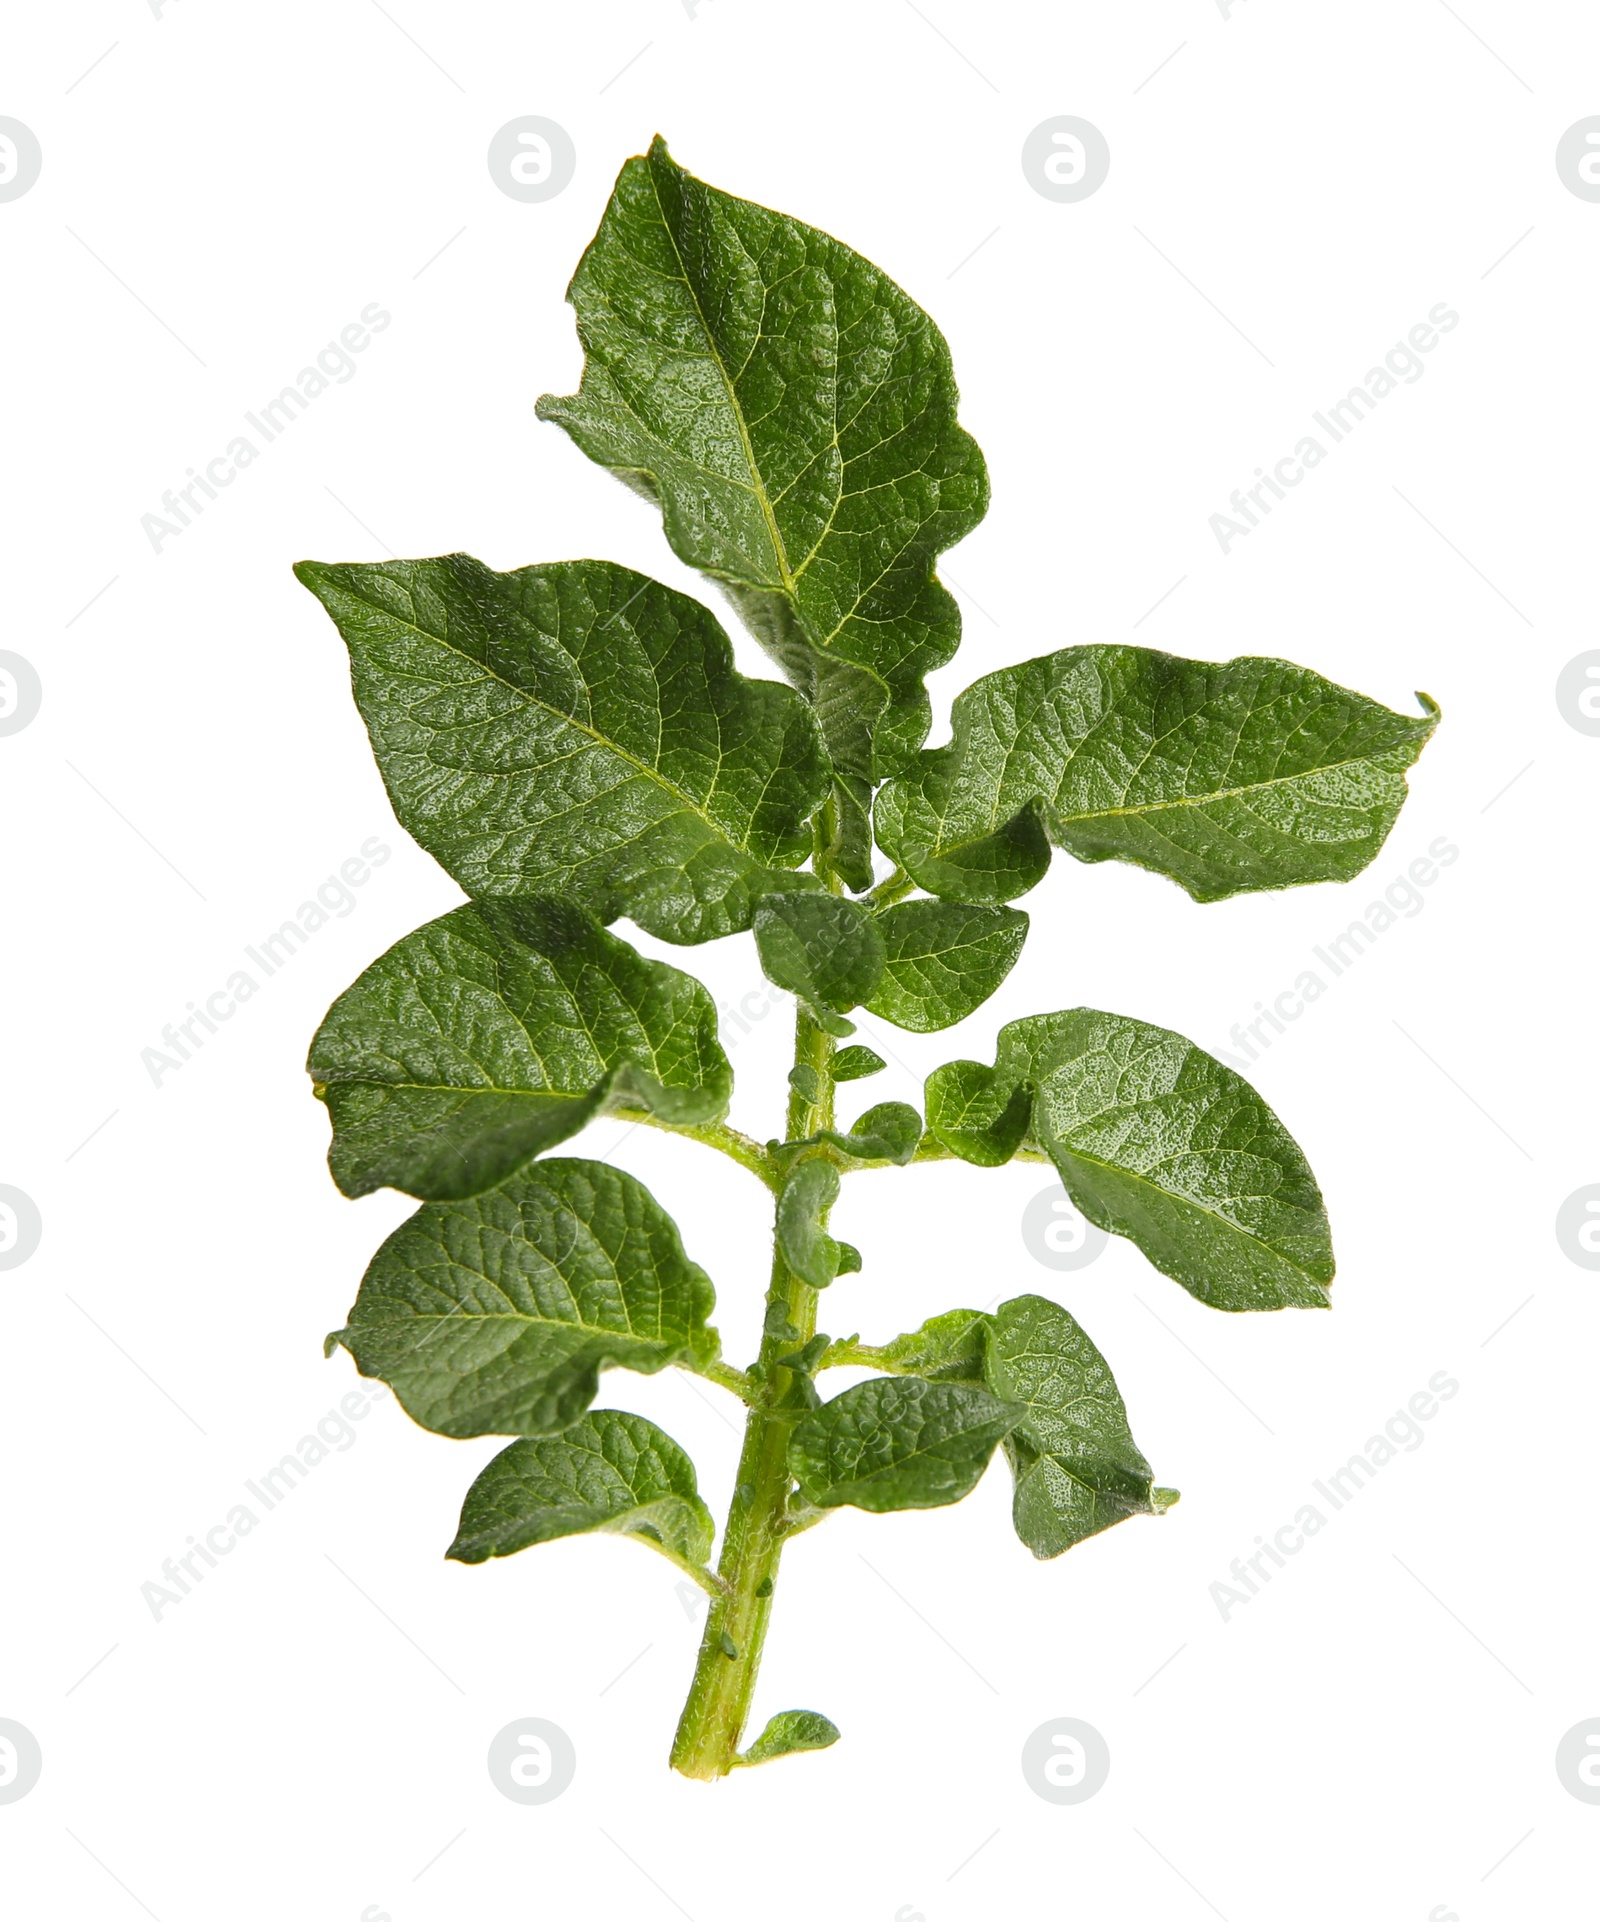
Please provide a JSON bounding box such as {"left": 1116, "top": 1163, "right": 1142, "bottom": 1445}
{"left": 830, "top": 1143, "right": 1053, "bottom": 1175}
{"left": 646, "top": 1542, "right": 734, "bottom": 1599}
{"left": 668, "top": 1006, "right": 834, "bottom": 1780}
{"left": 815, "top": 1336, "right": 892, "bottom": 1370}
{"left": 618, "top": 1111, "right": 779, "bottom": 1188}
{"left": 868, "top": 866, "right": 918, "bottom": 909}
{"left": 813, "top": 800, "right": 848, "bottom": 895}
{"left": 703, "top": 1360, "right": 756, "bottom": 1401}
{"left": 904, "top": 1138, "right": 1052, "bottom": 1166}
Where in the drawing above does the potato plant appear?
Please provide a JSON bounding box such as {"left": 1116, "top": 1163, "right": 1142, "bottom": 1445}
{"left": 296, "top": 138, "right": 1436, "bottom": 1779}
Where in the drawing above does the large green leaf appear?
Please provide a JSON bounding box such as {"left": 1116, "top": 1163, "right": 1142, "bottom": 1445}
{"left": 876, "top": 646, "right": 1438, "bottom": 904}
{"left": 330, "top": 1159, "right": 717, "bottom": 1437}
{"left": 790, "top": 1376, "right": 1022, "bottom": 1512}
{"left": 446, "top": 1409, "right": 715, "bottom": 1574}
{"left": 865, "top": 900, "right": 1027, "bottom": 1033}
{"left": 536, "top": 137, "right": 989, "bottom": 888}
{"left": 308, "top": 898, "right": 731, "bottom": 1200}
{"left": 925, "top": 1011, "right": 1333, "bottom": 1311}
{"left": 984, "top": 1295, "right": 1175, "bottom": 1560}
{"left": 294, "top": 555, "right": 829, "bottom": 944}
{"left": 753, "top": 893, "right": 885, "bottom": 1036}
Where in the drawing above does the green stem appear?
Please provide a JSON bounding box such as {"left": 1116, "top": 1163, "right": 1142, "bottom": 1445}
{"left": 900, "top": 1138, "right": 1052, "bottom": 1167}
{"left": 668, "top": 1006, "right": 835, "bottom": 1781}
{"left": 815, "top": 1336, "right": 889, "bottom": 1370}
{"left": 813, "top": 799, "right": 847, "bottom": 895}
{"left": 868, "top": 866, "right": 918, "bottom": 910}
{"left": 618, "top": 1112, "right": 779, "bottom": 1189}
{"left": 703, "top": 1360, "right": 756, "bottom": 1402}
{"left": 825, "top": 1143, "right": 1053, "bottom": 1175}
{"left": 643, "top": 1539, "right": 734, "bottom": 1599}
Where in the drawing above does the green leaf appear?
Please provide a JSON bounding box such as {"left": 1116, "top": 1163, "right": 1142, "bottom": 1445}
{"left": 876, "top": 646, "right": 1438, "bottom": 905}
{"left": 753, "top": 893, "right": 885, "bottom": 1035}
{"left": 984, "top": 1295, "right": 1173, "bottom": 1559}
{"left": 764, "top": 1300, "right": 802, "bottom": 1342}
{"left": 773, "top": 1100, "right": 923, "bottom": 1172}
{"left": 775, "top": 1333, "right": 831, "bottom": 1376}
{"left": 308, "top": 898, "right": 731, "bottom": 1200}
{"left": 922, "top": 1060, "right": 1033, "bottom": 1168}
{"left": 869, "top": 1308, "right": 992, "bottom": 1382}
{"left": 771, "top": 1329, "right": 829, "bottom": 1413}
{"left": 832, "top": 1045, "right": 886, "bottom": 1082}
{"left": 865, "top": 900, "right": 1027, "bottom": 1033}
{"left": 790, "top": 1376, "right": 1023, "bottom": 1512}
{"left": 331, "top": 1159, "right": 718, "bottom": 1437}
{"left": 925, "top": 1011, "right": 1333, "bottom": 1311}
{"left": 776, "top": 1159, "right": 856, "bottom": 1290}
{"left": 446, "top": 1410, "right": 714, "bottom": 1576}
{"left": 734, "top": 1710, "right": 841, "bottom": 1768}
{"left": 535, "top": 136, "right": 990, "bottom": 889}
{"left": 788, "top": 1064, "right": 822, "bottom": 1102}
{"left": 293, "top": 554, "right": 829, "bottom": 944}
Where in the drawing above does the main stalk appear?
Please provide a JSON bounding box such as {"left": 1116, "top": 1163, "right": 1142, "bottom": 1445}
{"left": 668, "top": 1007, "right": 835, "bottom": 1780}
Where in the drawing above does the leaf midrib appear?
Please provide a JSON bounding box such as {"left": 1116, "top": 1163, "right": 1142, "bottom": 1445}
{"left": 638, "top": 163, "right": 901, "bottom": 696}
{"left": 645, "top": 160, "right": 802, "bottom": 608}
{"left": 1048, "top": 1133, "right": 1329, "bottom": 1286}
{"left": 371, "top": 1308, "right": 675, "bottom": 1339}
{"left": 1053, "top": 758, "right": 1394, "bottom": 824}
{"left": 331, "top": 1075, "right": 616, "bottom": 1101}
{"left": 926, "top": 742, "right": 1419, "bottom": 860}
{"left": 1002, "top": 1025, "right": 1329, "bottom": 1282}
{"left": 1020, "top": 1450, "right": 1147, "bottom": 1514}
{"left": 840, "top": 1403, "right": 1018, "bottom": 1486}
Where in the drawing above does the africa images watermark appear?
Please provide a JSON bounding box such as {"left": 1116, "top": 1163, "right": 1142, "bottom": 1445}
{"left": 1210, "top": 1369, "right": 1460, "bottom": 1622}
{"left": 141, "top": 837, "right": 390, "bottom": 1086}
{"left": 1209, "top": 302, "right": 1459, "bottom": 554}
{"left": 1214, "top": 834, "right": 1458, "bottom": 1070}
{"left": 140, "top": 303, "right": 392, "bottom": 554}
{"left": 141, "top": 1384, "right": 387, "bottom": 1622}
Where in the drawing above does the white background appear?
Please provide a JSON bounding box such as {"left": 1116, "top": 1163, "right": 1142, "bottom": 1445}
{"left": 2, "top": 3, "right": 1596, "bottom": 1918}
